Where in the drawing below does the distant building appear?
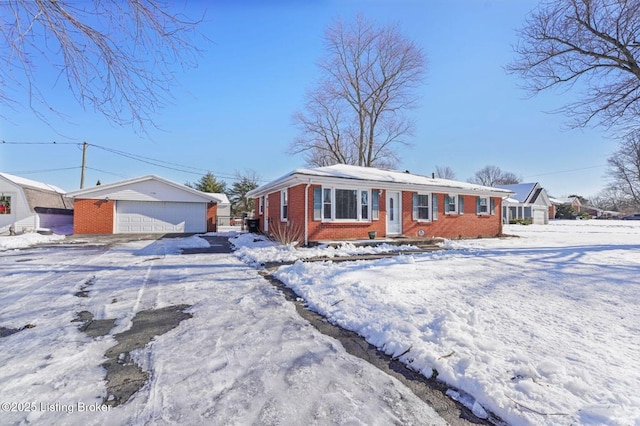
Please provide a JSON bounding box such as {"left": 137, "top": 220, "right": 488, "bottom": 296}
{"left": 496, "top": 182, "right": 552, "bottom": 225}
{"left": 0, "top": 173, "right": 73, "bottom": 234}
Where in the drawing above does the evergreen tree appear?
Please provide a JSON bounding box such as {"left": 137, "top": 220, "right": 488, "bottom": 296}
{"left": 228, "top": 171, "right": 260, "bottom": 216}
{"left": 186, "top": 172, "right": 227, "bottom": 193}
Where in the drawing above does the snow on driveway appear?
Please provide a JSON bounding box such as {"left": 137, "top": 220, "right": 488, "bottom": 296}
{"left": 0, "top": 234, "right": 445, "bottom": 425}
{"left": 264, "top": 221, "right": 640, "bottom": 425}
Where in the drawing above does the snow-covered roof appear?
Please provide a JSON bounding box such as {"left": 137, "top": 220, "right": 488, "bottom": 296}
{"left": 248, "top": 164, "right": 514, "bottom": 197}
{"left": 67, "top": 175, "right": 222, "bottom": 203}
{"left": 0, "top": 172, "right": 66, "bottom": 194}
{"left": 495, "top": 183, "right": 537, "bottom": 203}
{"left": 205, "top": 193, "right": 230, "bottom": 205}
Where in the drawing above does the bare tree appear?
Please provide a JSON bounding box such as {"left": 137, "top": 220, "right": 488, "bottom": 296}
{"left": 434, "top": 165, "right": 456, "bottom": 180}
{"left": 606, "top": 132, "right": 640, "bottom": 207}
{"left": 1, "top": 0, "right": 203, "bottom": 132}
{"left": 508, "top": 0, "right": 640, "bottom": 132}
{"left": 290, "top": 15, "right": 426, "bottom": 168}
{"left": 468, "top": 165, "right": 521, "bottom": 187}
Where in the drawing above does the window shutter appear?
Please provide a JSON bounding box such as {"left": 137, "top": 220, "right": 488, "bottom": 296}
{"left": 412, "top": 193, "right": 418, "bottom": 220}
{"left": 459, "top": 195, "right": 464, "bottom": 215}
{"left": 476, "top": 197, "right": 481, "bottom": 214}
{"left": 313, "top": 187, "right": 322, "bottom": 220}
{"left": 490, "top": 198, "right": 496, "bottom": 215}
{"left": 432, "top": 194, "right": 438, "bottom": 220}
{"left": 444, "top": 195, "right": 450, "bottom": 213}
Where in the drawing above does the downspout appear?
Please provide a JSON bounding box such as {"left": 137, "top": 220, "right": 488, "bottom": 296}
{"left": 304, "top": 181, "right": 311, "bottom": 247}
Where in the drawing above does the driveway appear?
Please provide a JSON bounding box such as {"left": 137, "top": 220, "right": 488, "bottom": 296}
{"left": 0, "top": 234, "right": 448, "bottom": 425}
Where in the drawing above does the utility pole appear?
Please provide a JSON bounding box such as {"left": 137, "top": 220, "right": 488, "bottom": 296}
{"left": 80, "top": 141, "right": 88, "bottom": 189}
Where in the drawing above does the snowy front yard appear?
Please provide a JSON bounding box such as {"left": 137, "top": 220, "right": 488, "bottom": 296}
{"left": 1, "top": 220, "right": 639, "bottom": 425}
{"left": 235, "top": 220, "right": 640, "bottom": 425}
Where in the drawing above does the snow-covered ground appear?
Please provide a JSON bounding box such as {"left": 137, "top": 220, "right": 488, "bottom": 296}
{"left": 2, "top": 220, "right": 639, "bottom": 425}
{"left": 236, "top": 220, "right": 639, "bottom": 426}
{"left": 0, "top": 233, "right": 444, "bottom": 425}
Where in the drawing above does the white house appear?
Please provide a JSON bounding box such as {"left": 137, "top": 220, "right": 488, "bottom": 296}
{"left": 0, "top": 173, "right": 73, "bottom": 234}
{"left": 496, "top": 182, "right": 552, "bottom": 225}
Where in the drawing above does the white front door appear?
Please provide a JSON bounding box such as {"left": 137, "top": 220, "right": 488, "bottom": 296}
{"left": 386, "top": 191, "right": 401, "bottom": 235}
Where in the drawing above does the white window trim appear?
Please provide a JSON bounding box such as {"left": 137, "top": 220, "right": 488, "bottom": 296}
{"left": 413, "top": 192, "right": 432, "bottom": 222}
{"left": 477, "top": 196, "right": 490, "bottom": 215}
{"left": 280, "top": 189, "right": 288, "bottom": 222}
{"left": 321, "top": 187, "right": 372, "bottom": 223}
{"left": 445, "top": 193, "right": 459, "bottom": 215}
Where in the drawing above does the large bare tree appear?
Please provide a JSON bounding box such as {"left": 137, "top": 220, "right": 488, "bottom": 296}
{"left": 607, "top": 131, "right": 640, "bottom": 207}
{"left": 434, "top": 165, "right": 456, "bottom": 179}
{"left": 290, "top": 15, "right": 426, "bottom": 168}
{"left": 1, "top": 0, "right": 203, "bottom": 132}
{"left": 468, "top": 165, "right": 521, "bottom": 187}
{"left": 508, "top": 0, "right": 640, "bottom": 132}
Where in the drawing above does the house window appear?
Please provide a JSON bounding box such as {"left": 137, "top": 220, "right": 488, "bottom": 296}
{"left": 444, "top": 194, "right": 465, "bottom": 214}
{"left": 361, "top": 191, "right": 369, "bottom": 220}
{"left": 372, "top": 190, "right": 380, "bottom": 220}
{"left": 477, "top": 197, "right": 489, "bottom": 215}
{"left": 335, "top": 189, "right": 358, "bottom": 219}
{"left": 0, "top": 195, "right": 11, "bottom": 214}
{"left": 412, "top": 193, "right": 430, "bottom": 221}
{"left": 319, "top": 187, "right": 371, "bottom": 221}
{"left": 281, "top": 190, "right": 288, "bottom": 221}
{"left": 323, "top": 188, "right": 332, "bottom": 219}
{"left": 313, "top": 187, "right": 322, "bottom": 220}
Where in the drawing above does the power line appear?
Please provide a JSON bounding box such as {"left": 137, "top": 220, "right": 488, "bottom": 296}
{"left": 523, "top": 164, "right": 607, "bottom": 178}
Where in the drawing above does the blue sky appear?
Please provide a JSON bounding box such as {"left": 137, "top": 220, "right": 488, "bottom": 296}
{"left": 0, "top": 0, "right": 616, "bottom": 197}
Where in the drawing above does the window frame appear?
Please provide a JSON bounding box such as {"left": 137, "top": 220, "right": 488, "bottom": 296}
{"left": 0, "top": 194, "right": 11, "bottom": 215}
{"left": 319, "top": 186, "right": 372, "bottom": 222}
{"left": 412, "top": 193, "right": 431, "bottom": 222}
{"left": 445, "top": 194, "right": 458, "bottom": 215}
{"left": 476, "top": 196, "right": 490, "bottom": 215}
{"left": 280, "top": 189, "right": 288, "bottom": 222}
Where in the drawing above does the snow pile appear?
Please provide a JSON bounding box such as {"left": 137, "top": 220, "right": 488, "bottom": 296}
{"left": 231, "top": 232, "right": 418, "bottom": 266}
{"left": 236, "top": 220, "right": 640, "bottom": 426}
{"left": 0, "top": 231, "right": 65, "bottom": 251}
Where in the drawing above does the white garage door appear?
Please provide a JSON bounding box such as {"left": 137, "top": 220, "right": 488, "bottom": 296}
{"left": 116, "top": 201, "right": 206, "bottom": 233}
{"left": 532, "top": 208, "right": 547, "bottom": 225}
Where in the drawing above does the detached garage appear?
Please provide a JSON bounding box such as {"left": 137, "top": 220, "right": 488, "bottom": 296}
{"left": 67, "top": 175, "right": 226, "bottom": 234}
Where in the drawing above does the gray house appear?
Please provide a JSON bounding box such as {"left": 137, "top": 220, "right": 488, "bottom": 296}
{"left": 496, "top": 182, "right": 552, "bottom": 225}
{"left": 0, "top": 173, "right": 73, "bottom": 234}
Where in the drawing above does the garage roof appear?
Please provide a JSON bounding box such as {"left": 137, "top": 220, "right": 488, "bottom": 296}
{"left": 67, "top": 175, "right": 225, "bottom": 203}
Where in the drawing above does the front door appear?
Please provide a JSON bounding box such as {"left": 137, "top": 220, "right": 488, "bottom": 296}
{"left": 386, "top": 191, "right": 401, "bottom": 235}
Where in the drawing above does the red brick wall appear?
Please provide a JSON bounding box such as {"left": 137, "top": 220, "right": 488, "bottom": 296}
{"left": 206, "top": 202, "right": 218, "bottom": 232}
{"left": 402, "top": 193, "right": 503, "bottom": 239}
{"left": 252, "top": 185, "right": 504, "bottom": 242}
{"left": 73, "top": 199, "right": 114, "bottom": 234}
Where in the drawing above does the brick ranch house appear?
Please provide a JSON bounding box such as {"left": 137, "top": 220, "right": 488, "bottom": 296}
{"left": 67, "top": 175, "right": 226, "bottom": 234}
{"left": 247, "top": 164, "right": 514, "bottom": 245}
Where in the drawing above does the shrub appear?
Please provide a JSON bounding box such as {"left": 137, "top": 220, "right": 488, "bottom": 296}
{"left": 268, "top": 221, "right": 305, "bottom": 246}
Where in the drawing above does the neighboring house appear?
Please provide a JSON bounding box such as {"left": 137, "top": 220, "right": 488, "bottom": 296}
{"left": 67, "top": 175, "right": 226, "bottom": 234}
{"left": 247, "top": 164, "right": 513, "bottom": 245}
{"left": 496, "top": 182, "right": 552, "bottom": 225}
{"left": 0, "top": 172, "right": 73, "bottom": 234}
{"left": 550, "top": 196, "right": 603, "bottom": 218}
{"left": 206, "top": 193, "right": 231, "bottom": 226}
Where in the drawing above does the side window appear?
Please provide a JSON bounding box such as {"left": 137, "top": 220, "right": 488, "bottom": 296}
{"left": 281, "top": 190, "right": 288, "bottom": 221}
{"left": 323, "top": 188, "right": 332, "bottom": 219}
{"left": 361, "top": 190, "right": 369, "bottom": 220}
{"left": 0, "top": 195, "right": 11, "bottom": 214}
{"left": 412, "top": 193, "right": 429, "bottom": 220}
{"left": 372, "top": 190, "right": 380, "bottom": 220}
{"left": 313, "top": 187, "right": 322, "bottom": 220}
{"left": 432, "top": 194, "right": 438, "bottom": 220}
